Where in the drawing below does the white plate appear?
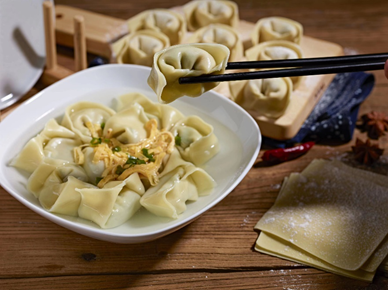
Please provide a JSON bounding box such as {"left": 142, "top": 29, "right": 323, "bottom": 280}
{"left": 0, "top": 0, "right": 50, "bottom": 110}
{"left": 0, "top": 64, "right": 261, "bottom": 243}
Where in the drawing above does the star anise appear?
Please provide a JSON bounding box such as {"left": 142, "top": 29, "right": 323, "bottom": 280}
{"left": 351, "top": 138, "right": 384, "bottom": 165}
{"left": 360, "top": 111, "right": 388, "bottom": 139}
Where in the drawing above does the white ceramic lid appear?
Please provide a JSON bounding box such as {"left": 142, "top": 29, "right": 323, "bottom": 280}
{"left": 0, "top": 0, "right": 49, "bottom": 110}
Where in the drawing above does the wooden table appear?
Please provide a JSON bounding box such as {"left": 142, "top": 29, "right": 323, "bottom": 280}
{"left": 2, "top": 0, "right": 388, "bottom": 289}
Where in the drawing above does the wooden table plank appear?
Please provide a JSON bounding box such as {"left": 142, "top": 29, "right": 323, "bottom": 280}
{"left": 2, "top": 0, "right": 388, "bottom": 289}
{"left": 1, "top": 270, "right": 384, "bottom": 290}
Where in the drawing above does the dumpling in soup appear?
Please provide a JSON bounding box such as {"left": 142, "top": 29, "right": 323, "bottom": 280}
{"left": 61, "top": 102, "right": 115, "bottom": 143}
{"left": 10, "top": 119, "right": 78, "bottom": 173}
{"left": 183, "top": 0, "right": 239, "bottom": 31}
{"left": 77, "top": 174, "right": 144, "bottom": 228}
{"left": 116, "top": 92, "right": 185, "bottom": 130}
{"left": 229, "top": 77, "right": 293, "bottom": 119}
{"left": 147, "top": 43, "right": 230, "bottom": 104}
{"left": 252, "top": 16, "right": 303, "bottom": 45}
{"left": 170, "top": 116, "right": 219, "bottom": 166}
{"left": 140, "top": 148, "right": 216, "bottom": 219}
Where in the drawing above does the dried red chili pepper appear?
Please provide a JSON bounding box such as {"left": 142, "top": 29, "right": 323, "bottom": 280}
{"left": 255, "top": 141, "right": 315, "bottom": 167}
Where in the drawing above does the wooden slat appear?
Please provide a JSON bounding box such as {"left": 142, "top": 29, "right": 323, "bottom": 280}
{"left": 43, "top": 1, "right": 57, "bottom": 70}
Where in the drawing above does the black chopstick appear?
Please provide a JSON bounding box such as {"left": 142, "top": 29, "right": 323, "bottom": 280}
{"left": 179, "top": 61, "right": 386, "bottom": 84}
{"left": 225, "top": 53, "right": 388, "bottom": 70}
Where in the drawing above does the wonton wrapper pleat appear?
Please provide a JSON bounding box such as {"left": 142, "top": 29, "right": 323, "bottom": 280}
{"left": 77, "top": 173, "right": 144, "bottom": 228}
{"left": 160, "top": 148, "right": 216, "bottom": 193}
{"left": 47, "top": 177, "right": 94, "bottom": 216}
{"left": 27, "top": 157, "right": 87, "bottom": 198}
{"left": 229, "top": 77, "right": 293, "bottom": 119}
{"left": 27, "top": 163, "right": 58, "bottom": 198}
{"left": 61, "top": 102, "right": 115, "bottom": 143}
{"left": 148, "top": 43, "right": 230, "bottom": 104}
{"left": 28, "top": 163, "right": 90, "bottom": 215}
{"left": 127, "top": 9, "right": 186, "bottom": 45}
{"left": 187, "top": 23, "right": 243, "bottom": 61}
{"left": 82, "top": 147, "right": 105, "bottom": 184}
{"left": 251, "top": 16, "right": 303, "bottom": 45}
{"left": 245, "top": 40, "right": 303, "bottom": 87}
{"left": 116, "top": 92, "right": 184, "bottom": 130}
{"left": 113, "top": 30, "right": 170, "bottom": 67}
{"left": 140, "top": 148, "right": 216, "bottom": 219}
{"left": 183, "top": 0, "right": 239, "bottom": 31}
{"left": 140, "top": 167, "right": 197, "bottom": 219}
{"left": 28, "top": 161, "right": 144, "bottom": 228}
{"left": 103, "top": 102, "right": 149, "bottom": 144}
{"left": 170, "top": 116, "right": 219, "bottom": 166}
{"left": 44, "top": 138, "right": 81, "bottom": 163}
{"left": 11, "top": 119, "right": 77, "bottom": 173}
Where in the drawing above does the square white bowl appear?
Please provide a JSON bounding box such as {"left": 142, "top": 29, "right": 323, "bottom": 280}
{"left": 0, "top": 64, "right": 261, "bottom": 243}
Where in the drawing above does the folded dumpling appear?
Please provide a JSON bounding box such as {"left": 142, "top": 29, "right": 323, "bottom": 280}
{"left": 116, "top": 92, "right": 184, "bottom": 130}
{"left": 127, "top": 9, "right": 186, "bottom": 45}
{"left": 61, "top": 102, "right": 116, "bottom": 143}
{"left": 183, "top": 0, "right": 239, "bottom": 31}
{"left": 77, "top": 173, "right": 144, "bottom": 228}
{"left": 170, "top": 115, "right": 219, "bottom": 165}
{"left": 28, "top": 160, "right": 144, "bottom": 228}
{"left": 113, "top": 30, "right": 170, "bottom": 67}
{"left": 27, "top": 163, "right": 90, "bottom": 214}
{"left": 44, "top": 138, "right": 81, "bottom": 163}
{"left": 140, "top": 148, "right": 216, "bottom": 219}
{"left": 10, "top": 119, "right": 77, "bottom": 173}
{"left": 148, "top": 43, "right": 230, "bottom": 104}
{"left": 229, "top": 77, "right": 293, "bottom": 119}
{"left": 187, "top": 23, "right": 243, "bottom": 61}
{"left": 251, "top": 16, "right": 303, "bottom": 45}
{"left": 81, "top": 147, "right": 105, "bottom": 184}
{"left": 245, "top": 40, "right": 303, "bottom": 87}
{"left": 102, "top": 102, "right": 150, "bottom": 144}
{"left": 246, "top": 40, "right": 302, "bottom": 61}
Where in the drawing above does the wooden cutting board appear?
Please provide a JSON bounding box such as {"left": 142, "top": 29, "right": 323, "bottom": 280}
{"left": 54, "top": 5, "right": 344, "bottom": 140}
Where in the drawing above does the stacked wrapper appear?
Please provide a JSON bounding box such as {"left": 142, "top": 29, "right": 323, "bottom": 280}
{"left": 255, "top": 159, "right": 388, "bottom": 281}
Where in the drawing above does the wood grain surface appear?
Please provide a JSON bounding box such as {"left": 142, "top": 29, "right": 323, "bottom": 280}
{"left": 1, "top": 0, "right": 388, "bottom": 289}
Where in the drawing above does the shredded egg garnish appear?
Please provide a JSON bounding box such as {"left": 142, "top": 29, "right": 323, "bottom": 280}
{"left": 74, "top": 119, "right": 175, "bottom": 188}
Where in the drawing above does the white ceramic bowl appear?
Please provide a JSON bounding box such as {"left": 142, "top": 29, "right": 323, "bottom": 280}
{"left": 0, "top": 64, "right": 261, "bottom": 243}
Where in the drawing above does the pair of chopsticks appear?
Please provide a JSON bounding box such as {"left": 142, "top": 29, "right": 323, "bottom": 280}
{"left": 179, "top": 53, "right": 388, "bottom": 84}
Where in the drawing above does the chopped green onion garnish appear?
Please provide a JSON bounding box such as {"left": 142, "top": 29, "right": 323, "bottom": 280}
{"left": 96, "top": 177, "right": 103, "bottom": 185}
{"left": 101, "top": 122, "right": 105, "bottom": 130}
{"left": 175, "top": 135, "right": 181, "bottom": 146}
{"left": 142, "top": 148, "right": 155, "bottom": 162}
{"left": 126, "top": 155, "right": 146, "bottom": 166}
{"left": 112, "top": 146, "right": 121, "bottom": 152}
{"left": 90, "top": 137, "right": 102, "bottom": 146}
{"left": 115, "top": 165, "right": 125, "bottom": 175}
{"left": 103, "top": 138, "right": 110, "bottom": 143}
